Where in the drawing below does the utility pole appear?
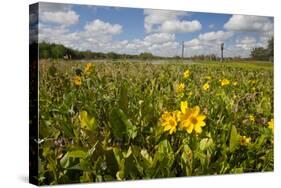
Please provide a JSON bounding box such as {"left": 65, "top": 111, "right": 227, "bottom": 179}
{"left": 220, "top": 43, "right": 224, "bottom": 62}
{"left": 182, "top": 41, "right": 185, "bottom": 58}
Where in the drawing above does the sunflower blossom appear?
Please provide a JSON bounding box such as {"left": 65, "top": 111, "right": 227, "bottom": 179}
{"left": 240, "top": 136, "right": 251, "bottom": 146}
{"left": 268, "top": 118, "right": 274, "bottom": 131}
{"left": 84, "top": 63, "right": 93, "bottom": 75}
{"left": 221, "top": 79, "right": 230, "bottom": 86}
{"left": 183, "top": 69, "right": 190, "bottom": 79}
{"left": 202, "top": 83, "right": 210, "bottom": 91}
{"left": 176, "top": 83, "right": 185, "bottom": 93}
{"left": 161, "top": 111, "right": 178, "bottom": 134}
{"left": 179, "top": 101, "right": 206, "bottom": 134}
{"left": 73, "top": 75, "right": 82, "bottom": 86}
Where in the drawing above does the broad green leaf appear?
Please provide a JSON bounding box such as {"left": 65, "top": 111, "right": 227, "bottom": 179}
{"left": 229, "top": 125, "right": 238, "bottom": 152}
{"left": 60, "top": 152, "right": 70, "bottom": 168}
{"left": 180, "top": 143, "right": 193, "bottom": 176}
{"left": 199, "top": 138, "right": 214, "bottom": 151}
{"left": 80, "top": 110, "right": 96, "bottom": 131}
{"left": 109, "top": 108, "right": 137, "bottom": 140}
{"left": 119, "top": 84, "right": 128, "bottom": 112}
{"left": 109, "top": 108, "right": 127, "bottom": 139}
{"left": 68, "top": 149, "right": 87, "bottom": 158}
{"left": 152, "top": 139, "right": 174, "bottom": 169}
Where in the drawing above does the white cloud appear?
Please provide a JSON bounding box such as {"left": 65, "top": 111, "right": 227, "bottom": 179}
{"left": 41, "top": 10, "right": 79, "bottom": 25}
{"left": 84, "top": 19, "right": 122, "bottom": 35}
{"left": 184, "top": 30, "right": 234, "bottom": 57}
{"left": 160, "top": 20, "right": 201, "bottom": 33}
{"left": 235, "top": 36, "right": 266, "bottom": 51}
{"left": 39, "top": 2, "right": 72, "bottom": 12}
{"left": 224, "top": 15, "right": 273, "bottom": 36}
{"left": 198, "top": 30, "right": 233, "bottom": 42}
{"left": 144, "top": 9, "right": 201, "bottom": 33}
{"left": 144, "top": 33, "right": 175, "bottom": 44}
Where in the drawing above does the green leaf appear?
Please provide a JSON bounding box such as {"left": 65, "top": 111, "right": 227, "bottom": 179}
{"left": 180, "top": 143, "right": 193, "bottom": 176}
{"left": 109, "top": 108, "right": 137, "bottom": 140}
{"left": 109, "top": 108, "right": 126, "bottom": 139}
{"left": 80, "top": 110, "right": 96, "bottom": 131}
{"left": 60, "top": 152, "right": 70, "bottom": 168}
{"left": 119, "top": 84, "right": 129, "bottom": 112}
{"left": 229, "top": 125, "right": 239, "bottom": 152}
{"left": 68, "top": 149, "right": 87, "bottom": 158}
{"left": 199, "top": 138, "right": 214, "bottom": 151}
{"left": 152, "top": 139, "right": 174, "bottom": 169}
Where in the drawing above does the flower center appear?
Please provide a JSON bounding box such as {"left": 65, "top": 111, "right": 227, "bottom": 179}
{"left": 169, "top": 119, "right": 176, "bottom": 127}
{"left": 190, "top": 117, "right": 198, "bottom": 124}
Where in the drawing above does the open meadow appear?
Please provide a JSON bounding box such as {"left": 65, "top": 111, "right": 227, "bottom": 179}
{"left": 38, "top": 60, "right": 274, "bottom": 185}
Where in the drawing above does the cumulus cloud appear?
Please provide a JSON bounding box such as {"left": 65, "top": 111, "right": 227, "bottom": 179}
{"left": 41, "top": 10, "right": 79, "bottom": 25}
{"left": 144, "top": 33, "right": 175, "bottom": 44}
{"left": 198, "top": 30, "right": 233, "bottom": 41}
{"left": 184, "top": 30, "right": 234, "bottom": 56}
{"left": 39, "top": 2, "right": 79, "bottom": 26}
{"left": 39, "top": 2, "right": 72, "bottom": 12}
{"left": 235, "top": 36, "right": 266, "bottom": 50}
{"left": 224, "top": 15, "right": 273, "bottom": 36}
{"left": 144, "top": 9, "right": 201, "bottom": 33}
{"left": 84, "top": 19, "right": 122, "bottom": 35}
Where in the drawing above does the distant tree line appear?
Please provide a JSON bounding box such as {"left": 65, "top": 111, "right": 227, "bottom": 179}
{"left": 38, "top": 37, "right": 273, "bottom": 61}
{"left": 250, "top": 37, "right": 273, "bottom": 61}
{"left": 39, "top": 42, "right": 159, "bottom": 60}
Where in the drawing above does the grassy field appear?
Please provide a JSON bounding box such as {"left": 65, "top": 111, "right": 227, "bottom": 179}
{"left": 38, "top": 60, "right": 274, "bottom": 185}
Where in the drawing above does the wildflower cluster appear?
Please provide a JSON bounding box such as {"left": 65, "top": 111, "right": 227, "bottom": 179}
{"left": 161, "top": 101, "right": 206, "bottom": 135}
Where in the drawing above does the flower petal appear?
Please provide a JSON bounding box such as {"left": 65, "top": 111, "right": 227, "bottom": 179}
{"left": 181, "top": 101, "right": 188, "bottom": 113}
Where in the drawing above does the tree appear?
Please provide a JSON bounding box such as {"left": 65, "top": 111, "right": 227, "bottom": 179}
{"left": 250, "top": 47, "right": 268, "bottom": 61}
{"left": 139, "top": 52, "right": 153, "bottom": 60}
{"left": 267, "top": 37, "right": 273, "bottom": 62}
{"left": 250, "top": 37, "right": 274, "bottom": 61}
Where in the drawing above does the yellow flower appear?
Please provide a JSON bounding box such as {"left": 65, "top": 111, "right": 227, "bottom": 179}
{"left": 202, "top": 83, "right": 210, "bottom": 91}
{"left": 249, "top": 114, "right": 255, "bottom": 122}
{"left": 240, "top": 136, "right": 251, "bottom": 146}
{"left": 183, "top": 69, "right": 190, "bottom": 79}
{"left": 221, "top": 79, "right": 230, "bottom": 86}
{"left": 73, "top": 76, "right": 82, "bottom": 86}
{"left": 180, "top": 102, "right": 206, "bottom": 134}
{"left": 84, "top": 63, "right": 93, "bottom": 75}
{"left": 233, "top": 81, "right": 238, "bottom": 86}
{"left": 161, "top": 111, "right": 178, "bottom": 134}
{"left": 176, "top": 83, "right": 185, "bottom": 93}
{"left": 268, "top": 118, "right": 274, "bottom": 130}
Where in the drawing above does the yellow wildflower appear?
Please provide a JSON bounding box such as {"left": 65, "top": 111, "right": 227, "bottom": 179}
{"left": 240, "top": 136, "right": 251, "bottom": 146}
{"left": 249, "top": 114, "right": 255, "bottom": 122}
{"left": 84, "top": 63, "right": 93, "bottom": 75}
{"left": 161, "top": 111, "right": 178, "bottom": 134}
{"left": 179, "top": 101, "right": 206, "bottom": 134}
{"left": 183, "top": 69, "right": 190, "bottom": 79}
{"left": 176, "top": 83, "right": 185, "bottom": 93}
{"left": 73, "top": 76, "right": 82, "bottom": 86}
{"left": 268, "top": 118, "right": 274, "bottom": 130}
{"left": 233, "top": 81, "right": 238, "bottom": 86}
{"left": 221, "top": 79, "right": 230, "bottom": 86}
{"left": 202, "top": 83, "right": 210, "bottom": 91}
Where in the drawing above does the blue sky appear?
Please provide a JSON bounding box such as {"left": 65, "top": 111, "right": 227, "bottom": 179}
{"left": 37, "top": 2, "right": 274, "bottom": 57}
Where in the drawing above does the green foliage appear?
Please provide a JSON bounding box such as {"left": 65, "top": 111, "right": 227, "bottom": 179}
{"left": 38, "top": 60, "right": 273, "bottom": 185}
{"left": 250, "top": 37, "right": 274, "bottom": 61}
